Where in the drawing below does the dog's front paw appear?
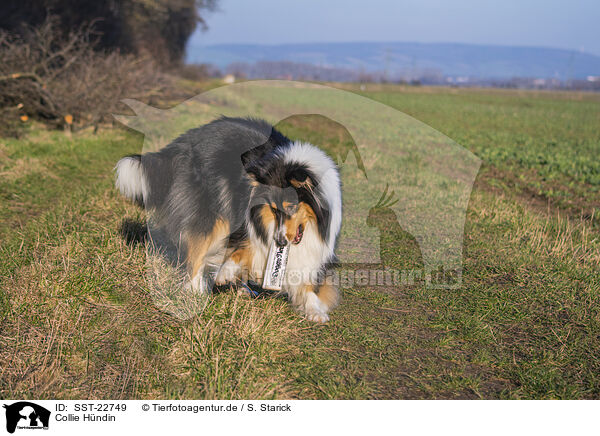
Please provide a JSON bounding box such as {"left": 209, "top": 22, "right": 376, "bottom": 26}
{"left": 215, "top": 260, "right": 241, "bottom": 285}
{"left": 303, "top": 291, "right": 331, "bottom": 323}
{"left": 306, "top": 310, "right": 330, "bottom": 323}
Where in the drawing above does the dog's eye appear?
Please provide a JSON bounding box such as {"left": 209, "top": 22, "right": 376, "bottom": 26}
{"left": 282, "top": 202, "right": 298, "bottom": 215}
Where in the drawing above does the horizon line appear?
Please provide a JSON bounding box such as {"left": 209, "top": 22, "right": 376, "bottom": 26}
{"left": 188, "top": 39, "right": 600, "bottom": 57}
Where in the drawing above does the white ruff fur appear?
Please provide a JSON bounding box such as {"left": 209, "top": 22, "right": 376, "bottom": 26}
{"left": 284, "top": 220, "right": 331, "bottom": 321}
{"left": 280, "top": 141, "right": 342, "bottom": 253}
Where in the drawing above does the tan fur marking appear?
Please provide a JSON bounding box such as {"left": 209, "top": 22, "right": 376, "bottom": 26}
{"left": 187, "top": 218, "right": 230, "bottom": 278}
{"left": 230, "top": 245, "right": 254, "bottom": 272}
{"left": 260, "top": 204, "right": 275, "bottom": 229}
{"left": 284, "top": 202, "right": 316, "bottom": 241}
{"left": 299, "top": 281, "right": 338, "bottom": 307}
{"left": 290, "top": 177, "right": 313, "bottom": 190}
{"left": 316, "top": 283, "right": 340, "bottom": 310}
{"left": 299, "top": 283, "right": 315, "bottom": 296}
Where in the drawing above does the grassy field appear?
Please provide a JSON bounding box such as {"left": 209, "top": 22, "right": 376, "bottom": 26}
{"left": 1, "top": 84, "right": 599, "bottom": 399}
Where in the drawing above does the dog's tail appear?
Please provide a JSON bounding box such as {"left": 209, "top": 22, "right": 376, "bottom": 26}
{"left": 115, "top": 154, "right": 147, "bottom": 207}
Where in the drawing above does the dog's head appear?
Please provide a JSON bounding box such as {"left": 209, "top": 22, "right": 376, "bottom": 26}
{"left": 247, "top": 161, "right": 327, "bottom": 247}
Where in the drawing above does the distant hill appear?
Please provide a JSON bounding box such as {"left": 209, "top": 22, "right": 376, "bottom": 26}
{"left": 187, "top": 41, "right": 600, "bottom": 80}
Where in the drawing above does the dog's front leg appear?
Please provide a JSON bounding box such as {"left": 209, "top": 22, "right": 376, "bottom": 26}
{"left": 215, "top": 246, "right": 254, "bottom": 285}
{"left": 290, "top": 282, "right": 340, "bottom": 323}
{"left": 184, "top": 219, "right": 231, "bottom": 294}
{"left": 215, "top": 258, "right": 242, "bottom": 285}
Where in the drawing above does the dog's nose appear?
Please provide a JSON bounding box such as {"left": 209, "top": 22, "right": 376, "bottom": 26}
{"left": 274, "top": 234, "right": 288, "bottom": 247}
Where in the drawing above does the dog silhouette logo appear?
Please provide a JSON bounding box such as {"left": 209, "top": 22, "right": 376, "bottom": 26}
{"left": 3, "top": 402, "right": 50, "bottom": 433}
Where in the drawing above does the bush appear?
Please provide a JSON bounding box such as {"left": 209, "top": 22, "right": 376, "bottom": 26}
{"left": 0, "top": 0, "right": 218, "bottom": 65}
{"left": 0, "top": 17, "right": 169, "bottom": 134}
{"left": 176, "top": 63, "right": 221, "bottom": 81}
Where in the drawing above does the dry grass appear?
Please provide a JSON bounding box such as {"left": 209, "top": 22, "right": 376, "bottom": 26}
{"left": 172, "top": 295, "right": 303, "bottom": 399}
{"left": 474, "top": 191, "right": 600, "bottom": 267}
{"left": 0, "top": 181, "right": 305, "bottom": 399}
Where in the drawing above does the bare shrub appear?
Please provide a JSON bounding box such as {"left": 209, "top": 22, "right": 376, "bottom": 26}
{"left": 0, "top": 17, "right": 169, "bottom": 133}
{"left": 175, "top": 63, "right": 221, "bottom": 81}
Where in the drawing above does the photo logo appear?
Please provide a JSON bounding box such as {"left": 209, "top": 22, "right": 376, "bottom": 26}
{"left": 3, "top": 402, "right": 50, "bottom": 434}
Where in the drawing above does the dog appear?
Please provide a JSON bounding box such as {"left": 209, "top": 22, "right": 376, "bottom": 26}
{"left": 115, "top": 117, "right": 342, "bottom": 322}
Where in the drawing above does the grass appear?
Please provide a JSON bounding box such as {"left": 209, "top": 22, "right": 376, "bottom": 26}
{"left": 347, "top": 84, "right": 600, "bottom": 220}
{"left": 1, "top": 84, "right": 599, "bottom": 399}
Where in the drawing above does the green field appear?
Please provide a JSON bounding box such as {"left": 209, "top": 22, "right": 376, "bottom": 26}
{"left": 1, "top": 84, "right": 599, "bottom": 399}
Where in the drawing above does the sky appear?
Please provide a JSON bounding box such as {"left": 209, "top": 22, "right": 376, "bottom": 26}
{"left": 189, "top": 0, "right": 600, "bottom": 56}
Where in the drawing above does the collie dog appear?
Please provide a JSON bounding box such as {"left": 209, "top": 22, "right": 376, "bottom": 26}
{"left": 115, "top": 117, "right": 342, "bottom": 322}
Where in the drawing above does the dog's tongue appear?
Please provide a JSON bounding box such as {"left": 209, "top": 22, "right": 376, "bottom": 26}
{"left": 293, "top": 226, "right": 303, "bottom": 244}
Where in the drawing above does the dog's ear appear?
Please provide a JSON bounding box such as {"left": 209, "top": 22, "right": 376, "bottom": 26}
{"left": 288, "top": 168, "right": 313, "bottom": 190}
{"left": 245, "top": 162, "right": 267, "bottom": 186}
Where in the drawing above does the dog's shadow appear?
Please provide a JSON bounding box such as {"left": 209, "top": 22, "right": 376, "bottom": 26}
{"left": 119, "top": 218, "right": 182, "bottom": 265}
{"left": 119, "top": 218, "right": 148, "bottom": 245}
